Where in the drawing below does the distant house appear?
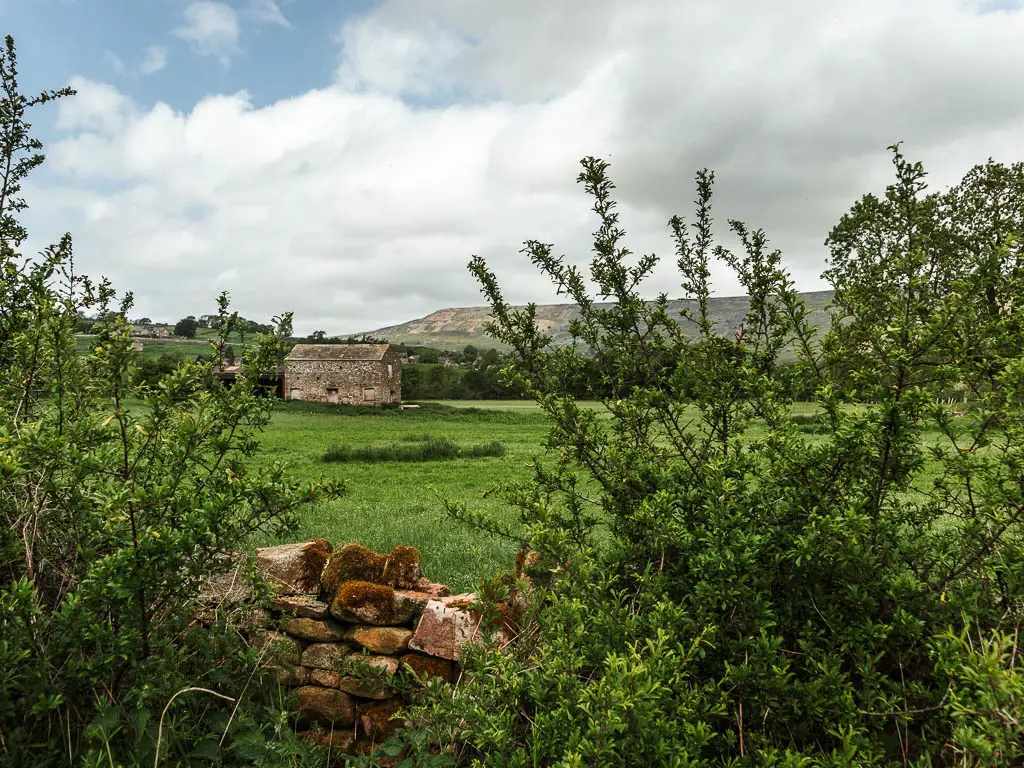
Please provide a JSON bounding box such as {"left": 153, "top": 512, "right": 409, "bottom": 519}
{"left": 283, "top": 344, "right": 402, "bottom": 406}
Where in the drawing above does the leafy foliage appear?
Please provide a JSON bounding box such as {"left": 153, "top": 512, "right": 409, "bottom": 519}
{"left": 389, "top": 150, "right": 1024, "bottom": 766}
{"left": 0, "top": 35, "right": 344, "bottom": 765}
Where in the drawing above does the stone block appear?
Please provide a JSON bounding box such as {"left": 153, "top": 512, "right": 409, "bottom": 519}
{"left": 309, "top": 656, "right": 400, "bottom": 700}
{"left": 255, "top": 539, "right": 332, "bottom": 595}
{"left": 346, "top": 626, "right": 413, "bottom": 655}
{"left": 329, "top": 582, "right": 427, "bottom": 625}
{"left": 407, "top": 594, "right": 485, "bottom": 661}
{"left": 267, "top": 664, "right": 310, "bottom": 686}
{"left": 272, "top": 595, "right": 330, "bottom": 619}
{"left": 301, "top": 642, "right": 355, "bottom": 670}
{"left": 291, "top": 686, "right": 356, "bottom": 725}
{"left": 281, "top": 617, "right": 347, "bottom": 642}
{"left": 358, "top": 699, "right": 407, "bottom": 740}
{"left": 251, "top": 630, "right": 304, "bottom": 666}
{"left": 400, "top": 653, "right": 456, "bottom": 684}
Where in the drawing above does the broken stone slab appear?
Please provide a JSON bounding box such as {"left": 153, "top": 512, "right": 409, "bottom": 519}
{"left": 291, "top": 685, "right": 356, "bottom": 726}
{"left": 329, "top": 582, "right": 427, "bottom": 625}
{"left": 271, "top": 595, "right": 330, "bottom": 619}
{"left": 251, "top": 630, "right": 304, "bottom": 666}
{"left": 346, "top": 626, "right": 413, "bottom": 655}
{"left": 408, "top": 594, "right": 490, "bottom": 661}
{"left": 301, "top": 642, "right": 355, "bottom": 670}
{"left": 255, "top": 539, "right": 333, "bottom": 595}
{"left": 309, "top": 656, "right": 400, "bottom": 700}
{"left": 399, "top": 652, "right": 456, "bottom": 685}
{"left": 280, "top": 617, "right": 348, "bottom": 643}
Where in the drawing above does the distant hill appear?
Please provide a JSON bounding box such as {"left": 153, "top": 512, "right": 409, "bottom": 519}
{"left": 350, "top": 290, "right": 835, "bottom": 351}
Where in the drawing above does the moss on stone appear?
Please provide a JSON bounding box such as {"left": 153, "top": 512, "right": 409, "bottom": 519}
{"left": 333, "top": 581, "right": 395, "bottom": 624}
{"left": 299, "top": 538, "right": 333, "bottom": 592}
{"left": 381, "top": 545, "right": 421, "bottom": 588}
{"left": 320, "top": 543, "right": 386, "bottom": 597}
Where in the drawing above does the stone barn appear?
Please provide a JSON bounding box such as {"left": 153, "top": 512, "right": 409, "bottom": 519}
{"left": 283, "top": 344, "right": 402, "bottom": 406}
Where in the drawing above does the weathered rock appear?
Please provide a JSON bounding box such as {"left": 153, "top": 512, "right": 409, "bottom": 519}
{"left": 309, "top": 656, "right": 400, "bottom": 700}
{"left": 267, "top": 664, "right": 310, "bottom": 686}
{"left": 301, "top": 642, "right": 355, "bottom": 670}
{"left": 298, "top": 728, "right": 358, "bottom": 752}
{"left": 272, "top": 595, "right": 330, "bottom": 619}
{"left": 407, "top": 594, "right": 486, "bottom": 661}
{"left": 330, "top": 582, "right": 427, "bottom": 625}
{"left": 321, "top": 543, "right": 386, "bottom": 596}
{"left": 381, "top": 546, "right": 421, "bottom": 589}
{"left": 255, "top": 539, "right": 333, "bottom": 595}
{"left": 281, "top": 617, "right": 347, "bottom": 642}
{"left": 251, "top": 630, "right": 304, "bottom": 666}
{"left": 346, "top": 626, "right": 413, "bottom": 655}
{"left": 291, "top": 686, "right": 356, "bottom": 725}
{"left": 413, "top": 578, "right": 451, "bottom": 598}
{"left": 358, "top": 699, "right": 407, "bottom": 740}
{"left": 400, "top": 653, "right": 456, "bottom": 684}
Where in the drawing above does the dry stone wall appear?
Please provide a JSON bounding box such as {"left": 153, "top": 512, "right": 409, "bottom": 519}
{"left": 198, "top": 539, "right": 505, "bottom": 759}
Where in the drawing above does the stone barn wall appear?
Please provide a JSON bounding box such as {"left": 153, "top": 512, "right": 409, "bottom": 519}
{"left": 197, "top": 539, "right": 515, "bottom": 761}
{"left": 284, "top": 344, "right": 402, "bottom": 406}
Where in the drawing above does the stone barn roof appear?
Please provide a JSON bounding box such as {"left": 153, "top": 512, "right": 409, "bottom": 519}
{"left": 286, "top": 343, "right": 391, "bottom": 361}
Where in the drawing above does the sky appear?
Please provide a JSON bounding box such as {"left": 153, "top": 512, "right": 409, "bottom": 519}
{"left": 4, "top": 0, "right": 1024, "bottom": 335}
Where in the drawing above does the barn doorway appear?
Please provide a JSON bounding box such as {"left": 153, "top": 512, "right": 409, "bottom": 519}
{"left": 326, "top": 388, "right": 339, "bottom": 404}
{"left": 363, "top": 387, "right": 376, "bottom": 402}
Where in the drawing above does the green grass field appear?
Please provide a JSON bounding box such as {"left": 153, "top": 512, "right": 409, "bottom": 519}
{"left": 252, "top": 398, "right": 958, "bottom": 593}
{"left": 252, "top": 401, "right": 554, "bottom": 592}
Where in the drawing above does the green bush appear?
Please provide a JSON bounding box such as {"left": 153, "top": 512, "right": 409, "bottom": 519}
{"left": 0, "top": 36, "right": 343, "bottom": 766}
{"left": 390, "top": 150, "right": 1024, "bottom": 766}
{"left": 322, "top": 436, "right": 505, "bottom": 463}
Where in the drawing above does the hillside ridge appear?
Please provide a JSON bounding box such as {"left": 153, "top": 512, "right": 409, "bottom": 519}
{"left": 347, "top": 290, "right": 835, "bottom": 350}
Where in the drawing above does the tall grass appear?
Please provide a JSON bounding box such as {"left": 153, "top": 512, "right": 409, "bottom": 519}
{"left": 321, "top": 435, "right": 505, "bottom": 463}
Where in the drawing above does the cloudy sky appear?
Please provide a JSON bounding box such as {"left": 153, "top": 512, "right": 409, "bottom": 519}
{"left": 5, "top": 0, "right": 1024, "bottom": 334}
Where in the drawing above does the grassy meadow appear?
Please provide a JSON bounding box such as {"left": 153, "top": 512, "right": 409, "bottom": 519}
{"left": 252, "top": 401, "right": 556, "bottom": 592}
{"left": 250, "top": 398, "right": 961, "bottom": 592}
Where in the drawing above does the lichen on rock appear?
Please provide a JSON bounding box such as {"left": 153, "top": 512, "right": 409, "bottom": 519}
{"left": 320, "top": 543, "right": 386, "bottom": 596}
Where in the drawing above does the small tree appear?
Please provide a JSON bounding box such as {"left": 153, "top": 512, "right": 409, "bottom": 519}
{"left": 174, "top": 314, "right": 198, "bottom": 338}
{"left": 0, "top": 36, "right": 344, "bottom": 765}
{"left": 400, "top": 152, "right": 1024, "bottom": 765}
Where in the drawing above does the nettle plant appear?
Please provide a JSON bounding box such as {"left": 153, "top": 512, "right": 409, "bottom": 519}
{"left": 0, "top": 36, "right": 343, "bottom": 766}
{"left": 400, "top": 152, "right": 1024, "bottom": 766}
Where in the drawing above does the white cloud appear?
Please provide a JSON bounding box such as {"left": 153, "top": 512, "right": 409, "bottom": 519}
{"left": 247, "top": 0, "right": 292, "bottom": 28}
{"left": 103, "top": 50, "right": 129, "bottom": 77}
{"left": 26, "top": 0, "right": 1024, "bottom": 334}
{"left": 173, "top": 1, "right": 240, "bottom": 66}
{"left": 139, "top": 46, "right": 168, "bottom": 75}
{"left": 106, "top": 45, "right": 168, "bottom": 77}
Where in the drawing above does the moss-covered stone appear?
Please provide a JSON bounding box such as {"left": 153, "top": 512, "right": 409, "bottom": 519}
{"left": 381, "top": 545, "right": 421, "bottom": 588}
{"left": 331, "top": 581, "right": 395, "bottom": 624}
{"left": 320, "top": 543, "right": 386, "bottom": 597}
{"left": 255, "top": 539, "right": 333, "bottom": 595}
{"left": 330, "top": 582, "right": 427, "bottom": 625}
